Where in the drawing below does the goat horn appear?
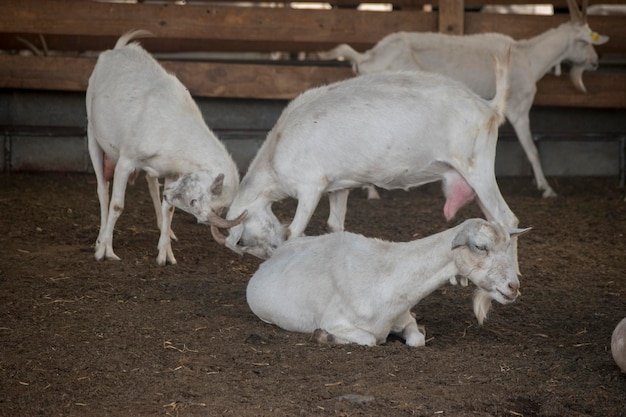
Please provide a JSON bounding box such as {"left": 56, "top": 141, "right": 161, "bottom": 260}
{"left": 208, "top": 210, "right": 247, "bottom": 245}
{"left": 210, "top": 224, "right": 227, "bottom": 245}
{"left": 581, "top": 0, "right": 588, "bottom": 22}
{"left": 567, "top": 0, "right": 584, "bottom": 23}
{"left": 208, "top": 209, "right": 247, "bottom": 229}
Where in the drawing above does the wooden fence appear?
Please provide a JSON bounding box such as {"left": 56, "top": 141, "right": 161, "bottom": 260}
{"left": 0, "top": 0, "right": 624, "bottom": 107}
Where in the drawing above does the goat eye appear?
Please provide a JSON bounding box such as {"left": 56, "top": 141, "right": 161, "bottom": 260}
{"left": 473, "top": 243, "right": 488, "bottom": 253}
{"left": 190, "top": 199, "right": 197, "bottom": 207}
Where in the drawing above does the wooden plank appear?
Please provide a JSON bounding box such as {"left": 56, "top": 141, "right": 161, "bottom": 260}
{"left": 535, "top": 72, "right": 626, "bottom": 108}
{"left": 81, "top": 0, "right": 626, "bottom": 6}
{"left": 0, "top": 55, "right": 353, "bottom": 100}
{"left": 0, "top": 0, "right": 437, "bottom": 53}
{"left": 464, "top": 13, "right": 625, "bottom": 54}
{"left": 438, "top": 0, "right": 465, "bottom": 34}
{"left": 1, "top": 55, "right": 624, "bottom": 108}
{"left": 2, "top": 3, "right": 622, "bottom": 54}
{"left": 165, "top": 60, "right": 353, "bottom": 99}
{"left": 463, "top": 0, "right": 626, "bottom": 6}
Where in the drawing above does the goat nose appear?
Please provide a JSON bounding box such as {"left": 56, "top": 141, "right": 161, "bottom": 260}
{"left": 508, "top": 282, "right": 520, "bottom": 293}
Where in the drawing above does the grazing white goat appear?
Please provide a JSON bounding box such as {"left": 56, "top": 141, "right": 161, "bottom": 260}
{"left": 318, "top": 0, "right": 608, "bottom": 198}
{"left": 86, "top": 30, "right": 244, "bottom": 265}
{"left": 612, "top": 317, "right": 626, "bottom": 373}
{"left": 217, "top": 52, "right": 516, "bottom": 260}
{"left": 247, "top": 219, "right": 530, "bottom": 347}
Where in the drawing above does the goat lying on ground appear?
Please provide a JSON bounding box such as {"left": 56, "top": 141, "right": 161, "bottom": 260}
{"left": 247, "top": 219, "right": 530, "bottom": 347}
{"left": 218, "top": 53, "right": 517, "bottom": 261}
{"left": 318, "top": 0, "right": 608, "bottom": 199}
{"left": 86, "top": 30, "right": 244, "bottom": 265}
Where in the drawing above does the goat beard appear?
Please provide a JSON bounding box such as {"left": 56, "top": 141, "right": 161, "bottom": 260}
{"left": 569, "top": 65, "right": 588, "bottom": 93}
{"left": 473, "top": 289, "right": 493, "bottom": 325}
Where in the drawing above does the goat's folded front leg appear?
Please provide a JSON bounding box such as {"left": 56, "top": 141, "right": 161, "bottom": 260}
{"left": 392, "top": 310, "right": 426, "bottom": 347}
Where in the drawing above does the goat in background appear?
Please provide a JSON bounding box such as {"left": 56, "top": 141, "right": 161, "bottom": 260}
{"left": 319, "top": 0, "right": 608, "bottom": 198}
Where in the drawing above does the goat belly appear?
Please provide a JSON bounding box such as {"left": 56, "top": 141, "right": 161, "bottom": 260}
{"left": 246, "top": 268, "right": 323, "bottom": 333}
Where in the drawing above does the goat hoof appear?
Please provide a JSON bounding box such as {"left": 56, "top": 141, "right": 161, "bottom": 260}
{"left": 542, "top": 188, "right": 557, "bottom": 198}
{"left": 312, "top": 328, "right": 335, "bottom": 344}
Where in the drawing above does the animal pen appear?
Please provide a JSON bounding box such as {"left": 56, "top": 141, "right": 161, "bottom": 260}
{"left": 0, "top": 0, "right": 625, "bottom": 416}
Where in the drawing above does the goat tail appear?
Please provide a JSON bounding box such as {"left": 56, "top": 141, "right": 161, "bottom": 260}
{"left": 473, "top": 289, "right": 493, "bottom": 325}
{"left": 317, "top": 43, "right": 362, "bottom": 62}
{"left": 489, "top": 46, "right": 511, "bottom": 124}
{"left": 114, "top": 29, "right": 154, "bottom": 50}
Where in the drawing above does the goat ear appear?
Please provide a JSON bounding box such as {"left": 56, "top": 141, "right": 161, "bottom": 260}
{"left": 507, "top": 226, "right": 532, "bottom": 238}
{"left": 590, "top": 32, "right": 609, "bottom": 46}
{"left": 452, "top": 219, "right": 484, "bottom": 250}
{"left": 211, "top": 173, "right": 224, "bottom": 196}
{"left": 451, "top": 232, "right": 467, "bottom": 250}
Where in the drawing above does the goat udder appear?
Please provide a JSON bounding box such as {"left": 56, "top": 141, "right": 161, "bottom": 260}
{"left": 103, "top": 155, "right": 139, "bottom": 184}
{"left": 103, "top": 155, "right": 115, "bottom": 181}
{"left": 443, "top": 177, "right": 476, "bottom": 220}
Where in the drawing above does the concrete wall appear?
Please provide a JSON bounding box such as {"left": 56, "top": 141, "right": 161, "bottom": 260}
{"left": 1, "top": 89, "right": 624, "bottom": 178}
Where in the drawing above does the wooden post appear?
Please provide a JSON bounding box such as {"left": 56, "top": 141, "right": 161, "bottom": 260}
{"left": 438, "top": 0, "right": 465, "bottom": 35}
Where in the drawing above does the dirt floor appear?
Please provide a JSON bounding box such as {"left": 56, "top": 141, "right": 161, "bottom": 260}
{"left": 1, "top": 173, "right": 625, "bottom": 417}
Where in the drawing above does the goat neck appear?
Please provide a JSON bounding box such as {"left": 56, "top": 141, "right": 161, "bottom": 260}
{"left": 384, "top": 231, "right": 460, "bottom": 311}
{"left": 518, "top": 24, "right": 577, "bottom": 83}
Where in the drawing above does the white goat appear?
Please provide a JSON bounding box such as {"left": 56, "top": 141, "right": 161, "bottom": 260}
{"left": 247, "top": 219, "right": 530, "bottom": 347}
{"left": 318, "top": 0, "right": 608, "bottom": 198}
{"left": 481, "top": 4, "right": 554, "bottom": 15}
{"left": 86, "top": 30, "right": 244, "bottom": 265}
{"left": 588, "top": 4, "right": 626, "bottom": 15}
{"left": 612, "top": 317, "right": 626, "bottom": 373}
{"left": 217, "top": 52, "right": 516, "bottom": 261}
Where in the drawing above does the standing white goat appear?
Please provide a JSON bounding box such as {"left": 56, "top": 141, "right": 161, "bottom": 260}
{"left": 86, "top": 30, "right": 244, "bottom": 265}
{"left": 247, "top": 219, "right": 530, "bottom": 347}
{"left": 217, "top": 52, "right": 516, "bottom": 261}
{"left": 318, "top": 0, "right": 608, "bottom": 198}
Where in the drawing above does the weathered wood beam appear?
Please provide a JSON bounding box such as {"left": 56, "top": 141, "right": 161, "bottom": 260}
{"left": 535, "top": 72, "right": 626, "bottom": 108}
{"left": 464, "top": 14, "right": 624, "bottom": 54}
{"left": 438, "top": 0, "right": 465, "bottom": 35}
{"left": 0, "top": 55, "right": 353, "bottom": 100}
{"left": 0, "top": 0, "right": 437, "bottom": 53}
{"left": 2, "top": 1, "right": 621, "bottom": 54}
{"left": 88, "top": 0, "right": 626, "bottom": 6}
{"left": 0, "top": 55, "right": 624, "bottom": 108}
